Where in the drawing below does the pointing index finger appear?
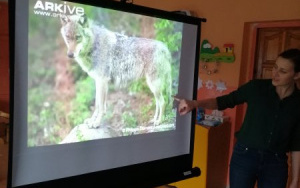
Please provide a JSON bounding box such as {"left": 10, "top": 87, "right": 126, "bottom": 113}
{"left": 173, "top": 96, "right": 181, "bottom": 101}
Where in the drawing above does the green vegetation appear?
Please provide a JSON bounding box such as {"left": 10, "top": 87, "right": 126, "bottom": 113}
{"left": 67, "top": 77, "right": 95, "bottom": 126}
{"left": 121, "top": 111, "right": 137, "bottom": 128}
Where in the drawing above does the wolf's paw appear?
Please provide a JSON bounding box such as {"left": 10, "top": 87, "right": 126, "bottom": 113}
{"left": 83, "top": 118, "right": 93, "bottom": 125}
{"left": 154, "top": 121, "right": 161, "bottom": 126}
{"left": 150, "top": 118, "right": 161, "bottom": 126}
{"left": 84, "top": 118, "right": 101, "bottom": 129}
{"left": 88, "top": 123, "right": 100, "bottom": 129}
{"left": 87, "top": 122, "right": 101, "bottom": 129}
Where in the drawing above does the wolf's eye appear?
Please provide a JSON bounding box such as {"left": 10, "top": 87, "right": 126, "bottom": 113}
{"left": 75, "top": 35, "right": 81, "bottom": 41}
{"left": 65, "top": 35, "right": 71, "bottom": 41}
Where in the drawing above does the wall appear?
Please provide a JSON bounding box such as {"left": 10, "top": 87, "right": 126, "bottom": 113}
{"left": 134, "top": 0, "right": 300, "bottom": 86}
{"left": 131, "top": 0, "right": 300, "bottom": 187}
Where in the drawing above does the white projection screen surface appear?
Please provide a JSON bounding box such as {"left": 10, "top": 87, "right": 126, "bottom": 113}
{"left": 8, "top": 0, "right": 204, "bottom": 187}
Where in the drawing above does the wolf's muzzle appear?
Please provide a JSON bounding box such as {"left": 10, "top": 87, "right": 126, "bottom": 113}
{"left": 68, "top": 52, "right": 75, "bottom": 58}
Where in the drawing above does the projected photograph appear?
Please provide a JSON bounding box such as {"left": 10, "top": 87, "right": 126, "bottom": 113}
{"left": 28, "top": 0, "right": 183, "bottom": 146}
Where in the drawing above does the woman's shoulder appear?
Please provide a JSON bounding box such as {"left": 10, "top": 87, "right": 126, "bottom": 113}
{"left": 250, "top": 78, "right": 271, "bottom": 83}
{"left": 244, "top": 79, "right": 272, "bottom": 87}
{"left": 295, "top": 87, "right": 300, "bottom": 95}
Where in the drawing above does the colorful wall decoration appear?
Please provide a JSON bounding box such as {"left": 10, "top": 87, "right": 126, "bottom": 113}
{"left": 199, "top": 39, "right": 235, "bottom": 63}
{"left": 198, "top": 78, "right": 227, "bottom": 93}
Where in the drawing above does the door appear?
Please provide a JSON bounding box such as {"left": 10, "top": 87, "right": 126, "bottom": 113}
{"left": 254, "top": 27, "right": 300, "bottom": 79}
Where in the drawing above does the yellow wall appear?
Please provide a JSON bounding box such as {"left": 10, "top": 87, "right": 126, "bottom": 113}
{"left": 132, "top": 0, "right": 300, "bottom": 187}
{"left": 173, "top": 126, "right": 209, "bottom": 188}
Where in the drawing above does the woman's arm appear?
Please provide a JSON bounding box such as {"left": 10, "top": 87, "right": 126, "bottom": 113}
{"left": 289, "top": 151, "right": 300, "bottom": 188}
{"left": 173, "top": 97, "right": 218, "bottom": 115}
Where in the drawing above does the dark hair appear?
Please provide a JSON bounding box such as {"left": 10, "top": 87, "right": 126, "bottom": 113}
{"left": 278, "top": 48, "right": 300, "bottom": 73}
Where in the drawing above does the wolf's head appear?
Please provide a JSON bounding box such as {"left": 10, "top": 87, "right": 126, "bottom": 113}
{"left": 60, "top": 14, "right": 91, "bottom": 59}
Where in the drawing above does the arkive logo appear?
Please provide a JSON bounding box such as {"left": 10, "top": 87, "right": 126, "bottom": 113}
{"left": 33, "top": 0, "right": 84, "bottom": 16}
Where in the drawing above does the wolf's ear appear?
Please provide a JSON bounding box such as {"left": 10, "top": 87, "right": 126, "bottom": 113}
{"left": 60, "top": 15, "right": 70, "bottom": 25}
{"left": 78, "top": 14, "right": 89, "bottom": 28}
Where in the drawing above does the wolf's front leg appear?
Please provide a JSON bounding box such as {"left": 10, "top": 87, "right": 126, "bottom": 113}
{"left": 85, "top": 79, "right": 108, "bottom": 128}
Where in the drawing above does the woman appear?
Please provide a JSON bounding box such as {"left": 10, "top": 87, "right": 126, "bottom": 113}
{"left": 174, "top": 48, "right": 300, "bottom": 188}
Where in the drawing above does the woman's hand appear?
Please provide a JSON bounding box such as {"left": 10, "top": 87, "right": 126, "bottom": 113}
{"left": 173, "top": 97, "right": 198, "bottom": 116}
{"left": 289, "top": 179, "right": 298, "bottom": 188}
{"left": 289, "top": 151, "right": 300, "bottom": 188}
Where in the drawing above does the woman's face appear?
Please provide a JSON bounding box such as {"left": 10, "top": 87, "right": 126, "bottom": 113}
{"left": 272, "top": 56, "right": 297, "bottom": 87}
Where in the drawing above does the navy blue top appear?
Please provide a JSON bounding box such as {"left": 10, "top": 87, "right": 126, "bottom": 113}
{"left": 217, "top": 79, "right": 300, "bottom": 152}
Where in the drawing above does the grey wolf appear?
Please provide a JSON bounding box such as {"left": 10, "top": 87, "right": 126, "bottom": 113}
{"left": 60, "top": 14, "right": 172, "bottom": 128}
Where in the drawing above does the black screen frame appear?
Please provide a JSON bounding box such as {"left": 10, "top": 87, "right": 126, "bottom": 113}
{"left": 8, "top": 0, "right": 204, "bottom": 187}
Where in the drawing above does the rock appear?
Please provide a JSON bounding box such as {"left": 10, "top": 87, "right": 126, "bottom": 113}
{"left": 60, "top": 123, "right": 112, "bottom": 144}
